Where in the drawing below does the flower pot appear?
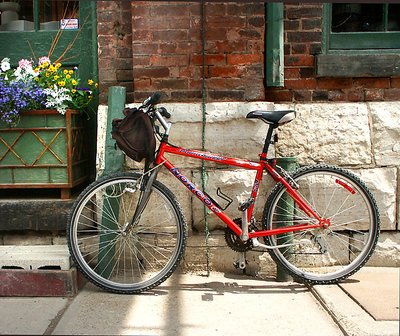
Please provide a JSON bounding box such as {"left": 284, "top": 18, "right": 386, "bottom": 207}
{"left": 0, "top": 109, "right": 89, "bottom": 199}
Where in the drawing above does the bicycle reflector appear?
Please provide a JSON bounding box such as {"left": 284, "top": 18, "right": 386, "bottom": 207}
{"left": 336, "top": 179, "right": 356, "bottom": 194}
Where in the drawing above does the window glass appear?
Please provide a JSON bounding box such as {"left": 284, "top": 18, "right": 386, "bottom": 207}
{"left": 0, "top": 0, "right": 79, "bottom": 31}
{"left": 332, "top": 4, "right": 384, "bottom": 32}
{"left": 388, "top": 4, "right": 400, "bottom": 31}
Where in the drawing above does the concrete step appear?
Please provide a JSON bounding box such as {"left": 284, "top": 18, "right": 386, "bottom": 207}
{"left": 0, "top": 245, "right": 70, "bottom": 270}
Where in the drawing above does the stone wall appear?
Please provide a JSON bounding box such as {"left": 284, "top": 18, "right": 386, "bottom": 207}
{"left": 97, "top": 101, "right": 400, "bottom": 272}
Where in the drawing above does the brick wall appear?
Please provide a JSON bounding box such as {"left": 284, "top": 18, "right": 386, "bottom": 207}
{"left": 97, "top": 1, "right": 265, "bottom": 103}
{"left": 97, "top": 1, "right": 133, "bottom": 104}
{"left": 97, "top": 2, "right": 400, "bottom": 104}
{"left": 265, "top": 3, "right": 400, "bottom": 102}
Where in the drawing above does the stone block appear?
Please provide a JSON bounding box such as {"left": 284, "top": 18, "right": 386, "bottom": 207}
{"left": 365, "top": 232, "right": 400, "bottom": 267}
{"left": 369, "top": 102, "right": 400, "bottom": 166}
{"left": 276, "top": 103, "right": 372, "bottom": 166}
{"left": 0, "top": 245, "right": 70, "bottom": 270}
{"left": 354, "top": 168, "right": 397, "bottom": 230}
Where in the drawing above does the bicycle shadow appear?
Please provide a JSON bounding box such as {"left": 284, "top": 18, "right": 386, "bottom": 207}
{"left": 155, "top": 272, "right": 309, "bottom": 301}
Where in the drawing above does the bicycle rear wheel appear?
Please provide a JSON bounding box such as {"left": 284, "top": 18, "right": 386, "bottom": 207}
{"left": 263, "top": 165, "right": 380, "bottom": 284}
{"left": 67, "top": 172, "right": 187, "bottom": 294}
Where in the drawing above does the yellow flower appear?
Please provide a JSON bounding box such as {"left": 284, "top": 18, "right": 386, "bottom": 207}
{"left": 69, "top": 70, "right": 73, "bottom": 75}
{"left": 72, "top": 89, "right": 76, "bottom": 93}
{"left": 71, "top": 79, "right": 77, "bottom": 85}
{"left": 88, "top": 79, "right": 94, "bottom": 85}
{"left": 49, "top": 65, "right": 55, "bottom": 73}
{"left": 95, "top": 83, "right": 99, "bottom": 88}
{"left": 66, "top": 74, "right": 71, "bottom": 79}
{"left": 45, "top": 73, "right": 50, "bottom": 77}
{"left": 63, "top": 70, "right": 68, "bottom": 75}
{"left": 35, "top": 77, "right": 39, "bottom": 81}
{"left": 34, "top": 68, "right": 39, "bottom": 73}
{"left": 55, "top": 63, "right": 62, "bottom": 68}
{"left": 54, "top": 75, "right": 59, "bottom": 80}
{"left": 58, "top": 81, "right": 66, "bottom": 87}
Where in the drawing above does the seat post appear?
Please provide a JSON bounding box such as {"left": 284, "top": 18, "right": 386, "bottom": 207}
{"left": 261, "top": 124, "right": 277, "bottom": 156}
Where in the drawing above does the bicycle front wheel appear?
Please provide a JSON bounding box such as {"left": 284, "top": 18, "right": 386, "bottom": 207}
{"left": 263, "top": 165, "right": 380, "bottom": 284}
{"left": 67, "top": 172, "right": 187, "bottom": 294}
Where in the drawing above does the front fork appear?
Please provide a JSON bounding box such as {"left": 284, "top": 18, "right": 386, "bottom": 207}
{"left": 121, "top": 165, "right": 162, "bottom": 235}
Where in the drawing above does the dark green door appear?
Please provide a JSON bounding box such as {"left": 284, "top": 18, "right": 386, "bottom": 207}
{"left": 0, "top": 0, "right": 98, "bottom": 183}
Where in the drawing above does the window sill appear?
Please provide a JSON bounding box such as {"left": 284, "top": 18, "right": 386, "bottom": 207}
{"left": 316, "top": 54, "right": 400, "bottom": 77}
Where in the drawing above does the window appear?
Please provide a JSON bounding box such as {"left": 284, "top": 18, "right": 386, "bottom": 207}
{"left": 0, "top": 0, "right": 79, "bottom": 32}
{"left": 325, "top": 3, "right": 400, "bottom": 50}
{"left": 318, "top": 3, "right": 400, "bottom": 77}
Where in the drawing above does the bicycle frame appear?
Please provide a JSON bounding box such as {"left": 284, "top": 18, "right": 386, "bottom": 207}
{"left": 155, "top": 141, "right": 324, "bottom": 240}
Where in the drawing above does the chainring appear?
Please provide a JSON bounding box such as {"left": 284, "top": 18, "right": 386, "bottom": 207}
{"left": 224, "top": 218, "right": 253, "bottom": 252}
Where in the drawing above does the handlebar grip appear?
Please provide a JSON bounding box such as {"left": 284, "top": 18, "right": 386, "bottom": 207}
{"left": 158, "top": 107, "right": 171, "bottom": 119}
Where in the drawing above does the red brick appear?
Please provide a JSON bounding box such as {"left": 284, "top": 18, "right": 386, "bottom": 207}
{"left": 133, "top": 67, "right": 170, "bottom": 79}
{"left": 209, "top": 66, "right": 244, "bottom": 78}
{"left": 285, "top": 68, "right": 300, "bottom": 79}
{"left": 153, "top": 78, "right": 189, "bottom": 90}
{"left": 328, "top": 90, "right": 346, "bottom": 101}
{"left": 133, "top": 78, "right": 151, "bottom": 90}
{"left": 317, "top": 78, "right": 353, "bottom": 90}
{"left": 301, "top": 18, "right": 322, "bottom": 30}
{"left": 294, "top": 90, "right": 312, "bottom": 101}
{"left": 206, "top": 16, "right": 246, "bottom": 28}
{"left": 286, "top": 31, "right": 321, "bottom": 43}
{"left": 131, "top": 43, "right": 158, "bottom": 55}
{"left": 227, "top": 54, "right": 261, "bottom": 65}
{"left": 285, "top": 78, "right": 317, "bottom": 90}
{"left": 383, "top": 88, "right": 400, "bottom": 100}
{"left": 151, "top": 4, "right": 190, "bottom": 17}
{"left": 286, "top": 5, "right": 323, "bottom": 20}
{"left": 265, "top": 88, "right": 293, "bottom": 102}
{"left": 354, "top": 78, "right": 390, "bottom": 89}
{"left": 211, "top": 40, "right": 247, "bottom": 53}
{"left": 365, "top": 89, "right": 384, "bottom": 101}
{"left": 152, "top": 29, "right": 188, "bottom": 41}
{"left": 191, "top": 54, "right": 226, "bottom": 66}
{"left": 391, "top": 78, "right": 400, "bottom": 88}
{"left": 150, "top": 55, "right": 189, "bottom": 67}
{"left": 285, "top": 55, "right": 315, "bottom": 67}
{"left": 347, "top": 89, "right": 364, "bottom": 102}
{"left": 205, "top": 28, "right": 227, "bottom": 41}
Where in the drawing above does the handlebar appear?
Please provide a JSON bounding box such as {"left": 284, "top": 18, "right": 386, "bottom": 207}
{"left": 140, "top": 92, "right": 172, "bottom": 136}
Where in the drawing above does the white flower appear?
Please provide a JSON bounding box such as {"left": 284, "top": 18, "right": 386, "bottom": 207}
{"left": 43, "top": 85, "right": 72, "bottom": 115}
{"left": 1, "top": 58, "right": 10, "bottom": 72}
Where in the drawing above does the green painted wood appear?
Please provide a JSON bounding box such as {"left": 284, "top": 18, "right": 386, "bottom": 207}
{"left": 98, "top": 86, "right": 127, "bottom": 275}
{"left": 266, "top": 3, "right": 284, "bottom": 87}
{"left": 103, "top": 86, "right": 126, "bottom": 175}
{"left": 275, "top": 157, "right": 298, "bottom": 282}
{"left": 317, "top": 54, "right": 400, "bottom": 77}
{"left": 0, "top": 110, "right": 87, "bottom": 187}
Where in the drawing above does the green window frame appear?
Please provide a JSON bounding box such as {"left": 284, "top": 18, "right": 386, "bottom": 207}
{"left": 318, "top": 3, "right": 400, "bottom": 77}
{"left": 323, "top": 3, "right": 400, "bottom": 52}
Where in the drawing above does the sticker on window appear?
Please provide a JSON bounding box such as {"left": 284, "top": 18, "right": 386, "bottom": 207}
{"left": 60, "top": 19, "right": 79, "bottom": 30}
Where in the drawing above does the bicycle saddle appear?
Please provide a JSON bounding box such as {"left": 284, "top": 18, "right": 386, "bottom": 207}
{"left": 246, "top": 110, "right": 296, "bottom": 126}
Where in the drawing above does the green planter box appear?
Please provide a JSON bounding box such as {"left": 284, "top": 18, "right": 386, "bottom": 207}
{"left": 0, "top": 109, "right": 88, "bottom": 198}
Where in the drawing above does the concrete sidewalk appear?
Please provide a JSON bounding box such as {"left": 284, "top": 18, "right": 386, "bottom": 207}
{"left": 0, "top": 268, "right": 398, "bottom": 336}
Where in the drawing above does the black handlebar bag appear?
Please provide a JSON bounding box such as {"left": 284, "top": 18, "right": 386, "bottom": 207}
{"left": 111, "top": 108, "right": 156, "bottom": 163}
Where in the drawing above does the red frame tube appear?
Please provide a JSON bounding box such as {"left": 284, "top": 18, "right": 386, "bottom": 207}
{"left": 155, "top": 142, "right": 323, "bottom": 238}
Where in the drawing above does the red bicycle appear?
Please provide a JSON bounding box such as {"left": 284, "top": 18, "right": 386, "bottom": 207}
{"left": 67, "top": 93, "right": 380, "bottom": 294}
